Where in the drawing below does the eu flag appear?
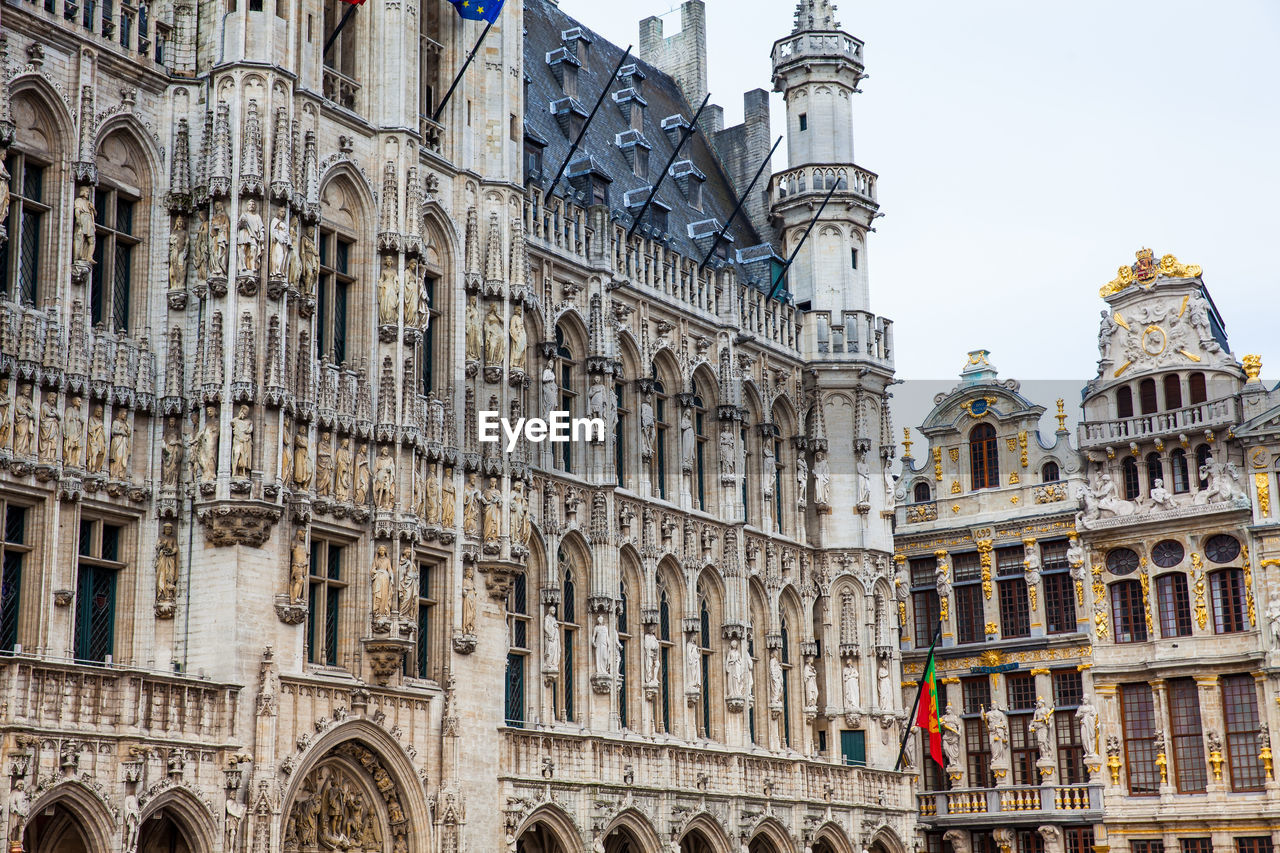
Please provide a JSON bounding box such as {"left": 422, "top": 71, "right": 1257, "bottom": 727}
{"left": 449, "top": 0, "right": 503, "bottom": 23}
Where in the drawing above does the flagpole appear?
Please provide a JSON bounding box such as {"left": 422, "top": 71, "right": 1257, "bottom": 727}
{"left": 543, "top": 46, "right": 633, "bottom": 203}
{"left": 894, "top": 623, "right": 942, "bottom": 773}
{"left": 432, "top": 17, "right": 497, "bottom": 123}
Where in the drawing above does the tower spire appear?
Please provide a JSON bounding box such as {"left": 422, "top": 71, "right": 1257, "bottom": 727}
{"left": 794, "top": 0, "right": 840, "bottom": 33}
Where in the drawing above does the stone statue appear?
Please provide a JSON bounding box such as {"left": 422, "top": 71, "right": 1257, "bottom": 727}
{"left": 403, "top": 258, "right": 420, "bottom": 329}
{"left": 685, "top": 635, "right": 702, "bottom": 691}
{"left": 1031, "top": 696, "right": 1055, "bottom": 763}
{"left": 941, "top": 703, "right": 963, "bottom": 769}
{"left": 726, "top": 638, "right": 745, "bottom": 699}
{"left": 377, "top": 256, "right": 399, "bottom": 325}
{"left": 541, "top": 366, "right": 558, "bottom": 416}
{"left": 168, "top": 215, "right": 189, "bottom": 291}
{"left": 842, "top": 657, "right": 861, "bottom": 709}
{"left": 509, "top": 305, "right": 527, "bottom": 371}
{"left": 463, "top": 473, "right": 481, "bottom": 537}
{"left": 1195, "top": 456, "right": 1245, "bottom": 505}
{"left": 441, "top": 468, "right": 457, "bottom": 528}
{"left": 796, "top": 452, "right": 808, "bottom": 507}
{"left": 803, "top": 658, "right": 819, "bottom": 707}
{"left": 0, "top": 158, "right": 9, "bottom": 229}
{"left": 1076, "top": 696, "right": 1099, "bottom": 759}
{"left": 943, "top": 830, "right": 972, "bottom": 853}
{"left": 293, "top": 431, "right": 312, "bottom": 489}
{"left": 236, "top": 198, "right": 265, "bottom": 275}
{"left": 588, "top": 378, "right": 608, "bottom": 420}
{"left": 192, "top": 210, "right": 211, "bottom": 281}
{"left": 680, "top": 408, "right": 695, "bottom": 470}
{"left": 768, "top": 652, "right": 784, "bottom": 704}
{"left": 334, "top": 437, "right": 353, "bottom": 502}
{"left": 761, "top": 439, "right": 776, "bottom": 500}
{"left": 640, "top": 398, "right": 655, "bottom": 458}
{"left": 856, "top": 455, "right": 872, "bottom": 504}
{"left": 290, "top": 529, "right": 309, "bottom": 602}
{"left": 299, "top": 227, "right": 319, "bottom": 296}
{"left": 7, "top": 780, "right": 30, "bottom": 844}
{"left": 592, "top": 615, "right": 612, "bottom": 677}
{"left": 314, "top": 432, "right": 334, "bottom": 496}
{"left": 511, "top": 480, "right": 529, "bottom": 545}
{"left": 198, "top": 408, "right": 221, "bottom": 481}
{"left": 483, "top": 302, "right": 505, "bottom": 365}
{"left": 985, "top": 706, "right": 1010, "bottom": 768}
{"left": 86, "top": 404, "right": 106, "bottom": 472}
{"left": 373, "top": 446, "right": 396, "bottom": 510}
{"left": 543, "top": 605, "right": 561, "bottom": 670}
{"left": 371, "top": 544, "right": 394, "bottom": 621}
{"left": 0, "top": 379, "right": 11, "bottom": 451}
{"left": 876, "top": 657, "right": 891, "bottom": 708}
{"left": 1149, "top": 478, "right": 1177, "bottom": 510}
{"left": 883, "top": 455, "right": 896, "bottom": 504}
{"left": 719, "top": 424, "right": 735, "bottom": 477}
{"left": 1098, "top": 310, "right": 1117, "bottom": 361}
{"left": 12, "top": 383, "right": 34, "bottom": 457}
{"left": 354, "top": 444, "right": 370, "bottom": 503}
{"left": 72, "top": 185, "right": 96, "bottom": 265}
{"left": 465, "top": 295, "right": 482, "bottom": 361}
{"left": 269, "top": 210, "right": 289, "bottom": 277}
{"left": 64, "top": 397, "right": 86, "bottom": 469}
{"left": 935, "top": 555, "right": 952, "bottom": 600}
{"left": 231, "top": 405, "right": 253, "bottom": 478}
{"left": 642, "top": 624, "right": 660, "bottom": 685}
{"left": 122, "top": 792, "right": 141, "bottom": 853}
{"left": 210, "top": 201, "right": 231, "bottom": 277}
{"left": 813, "top": 450, "right": 832, "bottom": 507}
{"left": 423, "top": 463, "right": 441, "bottom": 524}
{"left": 109, "top": 408, "right": 132, "bottom": 480}
{"left": 461, "top": 564, "right": 477, "bottom": 635}
{"left": 155, "top": 522, "right": 179, "bottom": 605}
{"left": 285, "top": 219, "right": 302, "bottom": 288}
{"left": 482, "top": 476, "right": 502, "bottom": 541}
{"left": 397, "top": 548, "right": 417, "bottom": 623}
{"left": 37, "top": 391, "right": 60, "bottom": 464}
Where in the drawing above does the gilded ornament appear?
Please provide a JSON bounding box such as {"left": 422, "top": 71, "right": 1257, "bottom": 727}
{"left": 933, "top": 447, "right": 943, "bottom": 482}
{"left": 1190, "top": 553, "right": 1208, "bottom": 630}
{"left": 1009, "top": 471, "right": 1020, "bottom": 485}
{"left": 977, "top": 539, "right": 993, "bottom": 600}
{"left": 961, "top": 397, "right": 997, "bottom": 419}
{"left": 1138, "top": 560, "right": 1153, "bottom": 636}
{"left": 1055, "top": 399, "right": 1067, "bottom": 432}
{"left": 1155, "top": 751, "right": 1168, "bottom": 785}
{"left": 949, "top": 447, "right": 960, "bottom": 463}
{"left": 1251, "top": 449, "right": 1268, "bottom": 469}
{"left": 1018, "top": 431, "right": 1028, "bottom": 467}
{"left": 1243, "top": 354, "right": 1263, "bottom": 382}
{"left": 1178, "top": 348, "right": 1202, "bottom": 363}
{"left": 902, "top": 427, "right": 914, "bottom": 457}
{"left": 1243, "top": 544, "right": 1256, "bottom": 628}
{"left": 1106, "top": 752, "right": 1121, "bottom": 785}
{"left": 951, "top": 480, "right": 961, "bottom": 495}
{"left": 984, "top": 622, "right": 998, "bottom": 637}
{"left": 1257, "top": 473, "right": 1272, "bottom": 518}
{"left": 1100, "top": 248, "right": 1201, "bottom": 298}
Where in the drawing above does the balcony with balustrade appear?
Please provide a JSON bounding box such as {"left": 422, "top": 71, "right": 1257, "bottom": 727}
{"left": 1078, "top": 396, "right": 1239, "bottom": 450}
{"left": 917, "top": 783, "right": 1103, "bottom": 826}
{"left": 772, "top": 29, "right": 866, "bottom": 75}
{"left": 802, "top": 309, "right": 894, "bottom": 371}
{"left": 771, "top": 164, "right": 879, "bottom": 211}
{"left": 8, "top": 0, "right": 171, "bottom": 70}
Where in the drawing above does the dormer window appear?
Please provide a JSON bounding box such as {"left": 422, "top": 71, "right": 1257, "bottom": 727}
{"left": 561, "top": 26, "right": 593, "bottom": 72}
{"left": 617, "top": 130, "right": 652, "bottom": 180}
{"left": 568, "top": 158, "right": 612, "bottom": 208}
{"left": 550, "top": 98, "right": 588, "bottom": 140}
{"left": 634, "top": 147, "right": 649, "bottom": 180}
{"left": 661, "top": 114, "right": 691, "bottom": 148}
{"left": 613, "top": 88, "right": 648, "bottom": 133}
{"left": 624, "top": 188, "right": 669, "bottom": 236}
{"left": 618, "top": 63, "right": 646, "bottom": 95}
{"left": 671, "top": 160, "right": 706, "bottom": 212}
{"left": 546, "top": 47, "right": 582, "bottom": 99}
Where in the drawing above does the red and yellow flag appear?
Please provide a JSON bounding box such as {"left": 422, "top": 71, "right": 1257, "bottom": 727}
{"left": 916, "top": 652, "right": 944, "bottom": 768}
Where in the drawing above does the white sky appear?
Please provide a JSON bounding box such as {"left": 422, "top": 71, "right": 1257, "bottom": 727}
{"left": 553, "top": 0, "right": 1280, "bottom": 393}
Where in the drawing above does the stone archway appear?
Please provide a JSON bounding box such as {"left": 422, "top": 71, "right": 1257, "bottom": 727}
{"left": 516, "top": 821, "right": 573, "bottom": 853}
{"left": 21, "top": 802, "right": 95, "bottom": 853}
{"left": 138, "top": 808, "right": 199, "bottom": 853}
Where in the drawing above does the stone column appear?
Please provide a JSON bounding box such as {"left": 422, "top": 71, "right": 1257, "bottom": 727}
{"left": 1149, "top": 679, "right": 1174, "bottom": 797}
{"left": 1195, "top": 674, "right": 1227, "bottom": 793}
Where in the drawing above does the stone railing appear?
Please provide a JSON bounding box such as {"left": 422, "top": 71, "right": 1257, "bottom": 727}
{"left": 737, "top": 282, "right": 802, "bottom": 352}
{"left": 904, "top": 502, "right": 938, "bottom": 524}
{"left": 807, "top": 309, "right": 894, "bottom": 368}
{"left": 524, "top": 190, "right": 594, "bottom": 264}
{"left": 1078, "top": 396, "right": 1238, "bottom": 448}
{"left": 323, "top": 66, "right": 361, "bottom": 112}
{"left": 501, "top": 728, "right": 908, "bottom": 809}
{"left": 772, "top": 30, "right": 865, "bottom": 68}
{"left": 772, "top": 164, "right": 878, "bottom": 206}
{"left": 418, "top": 115, "right": 444, "bottom": 155}
{"left": 917, "top": 783, "right": 1102, "bottom": 823}
{"left": 610, "top": 226, "right": 720, "bottom": 317}
{"left": 11, "top": 0, "right": 169, "bottom": 67}
{"left": 0, "top": 655, "right": 240, "bottom": 742}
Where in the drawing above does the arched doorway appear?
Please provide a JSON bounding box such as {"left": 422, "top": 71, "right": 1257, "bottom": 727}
{"left": 681, "top": 828, "right": 719, "bottom": 853}
{"left": 22, "top": 803, "right": 94, "bottom": 853}
{"left": 138, "top": 808, "right": 199, "bottom": 853}
{"left": 517, "top": 820, "right": 573, "bottom": 853}
{"left": 748, "top": 837, "right": 781, "bottom": 853}
{"left": 813, "top": 840, "right": 838, "bottom": 853}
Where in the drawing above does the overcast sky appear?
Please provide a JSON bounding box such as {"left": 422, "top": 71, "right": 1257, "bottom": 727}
{"left": 553, "top": 0, "right": 1280, "bottom": 399}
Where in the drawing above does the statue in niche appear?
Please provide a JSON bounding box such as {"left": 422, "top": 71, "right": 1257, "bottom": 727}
{"left": 231, "top": 405, "right": 254, "bottom": 478}
{"left": 289, "top": 529, "right": 309, "bottom": 602}
{"left": 373, "top": 446, "right": 396, "bottom": 510}
{"left": 0, "top": 158, "right": 9, "bottom": 229}
{"left": 856, "top": 455, "right": 873, "bottom": 504}
{"left": 86, "top": 404, "right": 106, "bottom": 472}
{"left": 72, "top": 186, "right": 96, "bottom": 265}
{"left": 483, "top": 303, "right": 505, "bottom": 366}
{"left": 541, "top": 366, "right": 558, "bottom": 417}
{"left": 719, "top": 424, "right": 735, "bottom": 477}
{"left": 813, "top": 450, "right": 832, "bottom": 506}
{"left": 64, "top": 397, "right": 86, "bottom": 468}
{"left": 236, "top": 198, "right": 264, "bottom": 275}
{"left": 842, "top": 657, "right": 860, "bottom": 708}
{"left": 0, "top": 378, "right": 12, "bottom": 450}
{"left": 639, "top": 398, "right": 655, "bottom": 457}
{"left": 761, "top": 439, "right": 776, "bottom": 500}
{"left": 377, "top": 256, "right": 399, "bottom": 325}
{"left": 371, "top": 544, "right": 394, "bottom": 622}
{"left": 941, "top": 703, "right": 963, "bottom": 769}
{"left": 1076, "top": 696, "right": 1099, "bottom": 758}
{"left": 543, "top": 604, "right": 561, "bottom": 670}
{"left": 403, "top": 258, "right": 420, "bottom": 329}
{"left": 685, "top": 635, "right": 701, "bottom": 690}
{"left": 397, "top": 548, "right": 417, "bottom": 624}
{"left": 482, "top": 476, "right": 502, "bottom": 541}
{"left": 155, "top": 522, "right": 179, "bottom": 605}
{"left": 299, "top": 227, "right": 319, "bottom": 296}
{"left": 109, "top": 408, "right": 132, "bottom": 480}
{"left": 421, "top": 463, "right": 439, "bottom": 523}
{"left": 441, "top": 467, "right": 457, "bottom": 528}
{"left": 159, "top": 417, "right": 183, "bottom": 487}
{"left": 588, "top": 377, "right": 607, "bottom": 420}
{"left": 168, "top": 215, "right": 188, "bottom": 291}
{"left": 280, "top": 415, "right": 292, "bottom": 482}
{"left": 796, "top": 452, "right": 808, "bottom": 507}
{"left": 803, "top": 658, "right": 819, "bottom": 707}
{"left": 334, "top": 437, "right": 353, "bottom": 502}
{"left": 642, "top": 624, "right": 660, "bottom": 685}
{"left": 192, "top": 210, "right": 211, "bottom": 282}
{"left": 314, "top": 431, "right": 334, "bottom": 496}
{"left": 209, "top": 200, "right": 231, "bottom": 277}
{"left": 293, "top": 431, "right": 312, "bottom": 489}
{"left": 876, "top": 657, "right": 891, "bottom": 708}
{"left": 680, "top": 408, "right": 695, "bottom": 470}
{"left": 592, "top": 615, "right": 612, "bottom": 677}
{"left": 460, "top": 563, "right": 477, "bottom": 634}
{"left": 354, "top": 443, "right": 370, "bottom": 504}
{"left": 121, "top": 793, "right": 140, "bottom": 853}
{"left": 725, "top": 638, "right": 745, "bottom": 699}
{"left": 464, "top": 295, "right": 482, "bottom": 361}
{"left": 268, "top": 210, "right": 289, "bottom": 278}
{"left": 12, "top": 383, "right": 34, "bottom": 457}
{"left": 286, "top": 219, "right": 302, "bottom": 288}
{"left": 7, "top": 780, "right": 29, "bottom": 845}
{"left": 37, "top": 391, "right": 60, "bottom": 464}
{"left": 198, "top": 407, "right": 220, "bottom": 481}
{"left": 509, "top": 305, "right": 527, "bottom": 371}
{"left": 462, "top": 473, "right": 481, "bottom": 537}
{"left": 511, "top": 481, "right": 529, "bottom": 545}
{"left": 768, "top": 651, "right": 784, "bottom": 705}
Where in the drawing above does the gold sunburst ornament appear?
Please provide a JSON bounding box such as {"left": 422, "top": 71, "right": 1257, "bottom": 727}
{"left": 1100, "top": 248, "right": 1202, "bottom": 298}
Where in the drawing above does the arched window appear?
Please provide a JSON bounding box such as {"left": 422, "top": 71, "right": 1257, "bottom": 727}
{"left": 691, "top": 381, "right": 708, "bottom": 511}
{"left": 1116, "top": 386, "right": 1134, "bottom": 419}
{"left": 417, "top": 238, "right": 445, "bottom": 395}
{"left": 555, "top": 325, "right": 577, "bottom": 474}
{"left": 1122, "top": 457, "right": 1140, "bottom": 500}
{"left": 92, "top": 131, "right": 151, "bottom": 332}
{"left": 1195, "top": 444, "right": 1212, "bottom": 490}
{"left": 1189, "top": 372, "right": 1207, "bottom": 405}
{"left": 560, "top": 557, "right": 578, "bottom": 722}
{"left": 617, "top": 576, "right": 630, "bottom": 729}
{"left": 913, "top": 482, "right": 932, "bottom": 503}
{"left": 779, "top": 614, "right": 794, "bottom": 748}
{"left": 658, "top": 580, "right": 673, "bottom": 734}
{"left": 505, "top": 570, "right": 529, "bottom": 726}
{"left": 969, "top": 423, "right": 999, "bottom": 491}
{"left": 740, "top": 423, "right": 750, "bottom": 522}
{"left": 1164, "top": 374, "right": 1183, "bottom": 410}
{"left": 2, "top": 91, "right": 65, "bottom": 307}
{"left": 1110, "top": 580, "right": 1148, "bottom": 643}
{"left": 651, "top": 369, "right": 669, "bottom": 500}
{"left": 1146, "top": 453, "right": 1164, "bottom": 493}
{"left": 1170, "top": 449, "right": 1190, "bottom": 493}
{"left": 1041, "top": 461, "right": 1060, "bottom": 483}
{"left": 615, "top": 377, "right": 629, "bottom": 488}
{"left": 316, "top": 226, "right": 354, "bottom": 365}
{"left": 698, "top": 584, "right": 713, "bottom": 739}
{"left": 419, "top": 0, "right": 442, "bottom": 117}
{"left": 1139, "top": 379, "right": 1158, "bottom": 415}
{"left": 1209, "top": 569, "right": 1247, "bottom": 634}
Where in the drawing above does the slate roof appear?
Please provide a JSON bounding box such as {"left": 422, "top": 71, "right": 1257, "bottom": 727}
{"left": 524, "top": 0, "right": 766, "bottom": 271}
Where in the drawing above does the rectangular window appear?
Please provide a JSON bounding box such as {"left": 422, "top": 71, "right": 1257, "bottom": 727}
{"left": 963, "top": 677, "right": 992, "bottom": 788}
{"left": 1222, "top": 674, "right": 1266, "bottom": 791}
{"left": 1167, "top": 677, "right": 1207, "bottom": 793}
{"left": 798, "top": 113, "right": 808, "bottom": 131}
{"left": 74, "top": 519, "right": 125, "bottom": 663}
{"left": 0, "top": 505, "right": 29, "bottom": 652}
{"left": 1157, "top": 573, "right": 1194, "bottom": 638}
{"left": 912, "top": 590, "right": 939, "bottom": 649}
{"left": 414, "top": 560, "right": 437, "bottom": 680}
{"left": 307, "top": 540, "right": 346, "bottom": 668}
{"left": 1111, "top": 581, "right": 1149, "bottom": 643}
{"left": 850, "top": 248, "right": 858, "bottom": 270}
{"left": 840, "top": 729, "right": 866, "bottom": 766}
{"left": 0, "top": 155, "right": 49, "bottom": 306}
{"left": 1053, "top": 669, "right": 1087, "bottom": 782}
{"left": 1044, "top": 572, "right": 1077, "bottom": 634}
{"left": 420, "top": 276, "right": 437, "bottom": 393}
{"left": 998, "top": 576, "right": 1030, "bottom": 639}
{"left": 317, "top": 230, "right": 354, "bottom": 365}
{"left": 1210, "top": 570, "right": 1248, "bottom": 634}
{"left": 1041, "top": 540, "right": 1070, "bottom": 570}
{"left": 1180, "top": 840, "right": 1212, "bottom": 853}
{"left": 505, "top": 572, "right": 529, "bottom": 727}
{"left": 955, "top": 584, "right": 984, "bottom": 644}
{"left": 89, "top": 187, "right": 139, "bottom": 332}
{"left": 1066, "top": 829, "right": 1096, "bottom": 853}
{"left": 1133, "top": 842, "right": 1165, "bottom": 853}
{"left": 1236, "top": 840, "right": 1273, "bottom": 853}
{"left": 1120, "top": 683, "right": 1160, "bottom": 795}
{"left": 1018, "top": 832, "right": 1045, "bottom": 853}
{"left": 1007, "top": 673, "right": 1037, "bottom": 785}
{"left": 614, "top": 384, "right": 627, "bottom": 488}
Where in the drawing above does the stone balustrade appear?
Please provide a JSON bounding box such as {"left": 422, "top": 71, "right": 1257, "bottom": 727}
{"left": 524, "top": 190, "right": 594, "bottom": 264}
{"left": 772, "top": 164, "right": 878, "bottom": 206}
{"left": 1078, "top": 396, "right": 1238, "bottom": 448}
{"left": 322, "top": 66, "right": 361, "bottom": 112}
{"left": 14, "top": 0, "right": 168, "bottom": 66}
{"left": 916, "top": 783, "right": 1103, "bottom": 825}
{"left": 772, "top": 30, "right": 866, "bottom": 68}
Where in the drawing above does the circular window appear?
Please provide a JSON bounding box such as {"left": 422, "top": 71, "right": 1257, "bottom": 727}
{"left": 1106, "top": 548, "right": 1140, "bottom": 576}
{"left": 1151, "top": 540, "right": 1185, "bottom": 568}
{"left": 1204, "top": 534, "right": 1241, "bottom": 564}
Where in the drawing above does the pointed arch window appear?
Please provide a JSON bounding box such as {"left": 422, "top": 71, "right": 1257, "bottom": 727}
{"left": 772, "top": 428, "right": 784, "bottom": 530}
{"left": 969, "top": 423, "right": 999, "bottom": 491}
{"left": 0, "top": 152, "right": 49, "bottom": 306}
{"left": 317, "top": 228, "right": 353, "bottom": 365}
{"left": 615, "top": 379, "right": 629, "bottom": 488}
{"left": 618, "top": 578, "right": 630, "bottom": 729}
{"left": 504, "top": 571, "right": 529, "bottom": 727}
{"left": 698, "top": 585, "right": 713, "bottom": 739}
{"left": 691, "top": 382, "right": 707, "bottom": 511}
{"left": 560, "top": 559, "right": 578, "bottom": 722}
{"left": 651, "top": 369, "right": 668, "bottom": 500}
{"left": 90, "top": 184, "right": 139, "bottom": 332}
{"left": 780, "top": 615, "right": 793, "bottom": 748}
{"left": 658, "top": 583, "right": 673, "bottom": 734}
{"left": 418, "top": 269, "right": 440, "bottom": 394}
{"left": 555, "top": 326, "right": 577, "bottom": 474}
